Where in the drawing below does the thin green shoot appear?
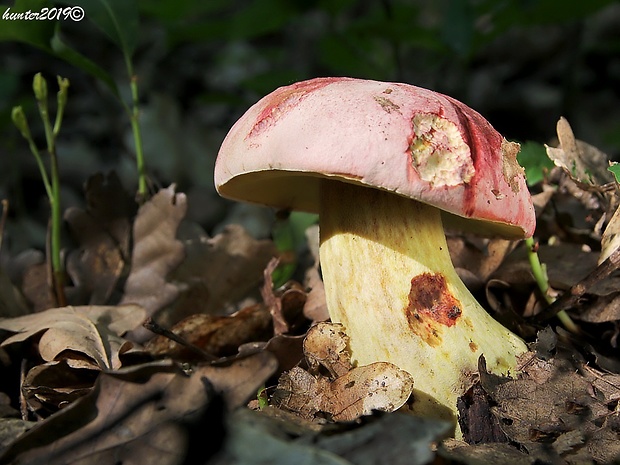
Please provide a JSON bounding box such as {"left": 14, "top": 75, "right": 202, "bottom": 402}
{"left": 525, "top": 237, "right": 580, "bottom": 334}
{"left": 11, "top": 73, "right": 70, "bottom": 307}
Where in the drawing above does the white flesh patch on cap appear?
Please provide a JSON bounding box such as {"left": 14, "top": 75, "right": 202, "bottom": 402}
{"left": 410, "top": 114, "right": 475, "bottom": 187}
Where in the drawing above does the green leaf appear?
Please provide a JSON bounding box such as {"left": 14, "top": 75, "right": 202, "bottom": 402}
{"left": 58, "top": 0, "right": 139, "bottom": 57}
{"left": 0, "top": 1, "right": 121, "bottom": 98}
{"left": 271, "top": 211, "right": 318, "bottom": 288}
{"left": 608, "top": 162, "right": 620, "bottom": 184}
{"left": 0, "top": 0, "right": 55, "bottom": 47}
{"left": 517, "top": 141, "right": 554, "bottom": 186}
{"left": 50, "top": 27, "right": 120, "bottom": 98}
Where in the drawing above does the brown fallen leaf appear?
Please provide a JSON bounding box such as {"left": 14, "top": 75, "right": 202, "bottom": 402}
{"left": 301, "top": 224, "right": 329, "bottom": 323}
{"left": 0, "top": 305, "right": 146, "bottom": 417}
{"left": 21, "top": 359, "right": 99, "bottom": 413}
{"left": 20, "top": 261, "right": 56, "bottom": 313}
{"left": 546, "top": 117, "right": 616, "bottom": 189}
{"left": 478, "top": 345, "right": 620, "bottom": 464}
{"left": 145, "top": 304, "right": 273, "bottom": 360}
{"left": 440, "top": 439, "right": 534, "bottom": 465}
{"left": 164, "top": 224, "right": 278, "bottom": 324}
{"left": 447, "top": 236, "right": 518, "bottom": 288}
{"left": 0, "top": 305, "right": 145, "bottom": 370}
{"left": 273, "top": 362, "right": 414, "bottom": 422}
{"left": 120, "top": 186, "right": 187, "bottom": 342}
{"left": 65, "top": 172, "right": 135, "bottom": 306}
{"left": 273, "top": 322, "right": 413, "bottom": 422}
{"left": 304, "top": 322, "right": 351, "bottom": 378}
{"left": 261, "top": 257, "right": 288, "bottom": 335}
{"left": 0, "top": 353, "right": 277, "bottom": 465}
{"left": 600, "top": 201, "right": 620, "bottom": 264}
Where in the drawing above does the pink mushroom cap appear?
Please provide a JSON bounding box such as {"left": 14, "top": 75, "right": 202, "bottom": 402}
{"left": 215, "top": 77, "right": 535, "bottom": 238}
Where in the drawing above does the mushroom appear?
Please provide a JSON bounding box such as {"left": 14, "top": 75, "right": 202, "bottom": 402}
{"left": 214, "top": 77, "right": 535, "bottom": 431}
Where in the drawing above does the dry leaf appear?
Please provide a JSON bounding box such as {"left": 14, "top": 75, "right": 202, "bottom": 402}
{"left": 0, "top": 305, "right": 145, "bottom": 370}
{"left": 261, "top": 257, "right": 288, "bottom": 335}
{"left": 120, "top": 186, "right": 187, "bottom": 341}
{"left": 21, "top": 359, "right": 99, "bottom": 412}
{"left": 304, "top": 322, "right": 351, "bottom": 378}
{"left": 327, "top": 362, "right": 414, "bottom": 421}
{"left": 0, "top": 353, "right": 276, "bottom": 465}
{"left": 20, "top": 261, "right": 56, "bottom": 312}
{"left": 273, "top": 362, "right": 414, "bottom": 422}
{"left": 545, "top": 117, "right": 614, "bottom": 188}
{"left": 273, "top": 323, "right": 413, "bottom": 422}
{"left": 478, "top": 349, "right": 620, "bottom": 464}
{"left": 600, "top": 204, "right": 620, "bottom": 264}
{"left": 145, "top": 304, "right": 273, "bottom": 360}
{"left": 440, "top": 439, "right": 534, "bottom": 465}
{"left": 65, "top": 172, "right": 134, "bottom": 305}
{"left": 165, "top": 224, "right": 278, "bottom": 324}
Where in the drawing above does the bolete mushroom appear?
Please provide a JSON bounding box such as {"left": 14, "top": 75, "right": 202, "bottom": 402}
{"left": 214, "top": 77, "right": 535, "bottom": 430}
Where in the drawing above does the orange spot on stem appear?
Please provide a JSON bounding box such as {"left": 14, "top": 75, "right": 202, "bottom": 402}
{"left": 405, "top": 272, "right": 462, "bottom": 346}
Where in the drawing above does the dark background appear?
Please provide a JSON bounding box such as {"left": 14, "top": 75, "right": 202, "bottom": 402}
{"left": 1, "top": 0, "right": 619, "bottom": 253}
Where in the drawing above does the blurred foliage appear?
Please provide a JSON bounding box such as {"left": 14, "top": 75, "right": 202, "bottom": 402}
{"left": 0, "top": 0, "right": 619, "bottom": 247}
{"left": 517, "top": 141, "right": 555, "bottom": 186}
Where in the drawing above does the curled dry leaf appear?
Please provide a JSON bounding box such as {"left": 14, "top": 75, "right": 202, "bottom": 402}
{"left": 274, "top": 362, "right": 414, "bottom": 422}
{"left": 261, "top": 257, "right": 288, "bottom": 335}
{"left": 0, "top": 353, "right": 277, "bottom": 465}
{"left": 120, "top": 185, "right": 187, "bottom": 341}
{"left": 145, "top": 304, "right": 273, "bottom": 360}
{"left": 22, "top": 359, "right": 99, "bottom": 412}
{"left": 600, "top": 203, "right": 620, "bottom": 264}
{"left": 304, "top": 322, "right": 351, "bottom": 378}
{"left": 0, "top": 304, "right": 145, "bottom": 370}
{"left": 273, "top": 322, "right": 413, "bottom": 422}
{"left": 545, "top": 117, "right": 615, "bottom": 189}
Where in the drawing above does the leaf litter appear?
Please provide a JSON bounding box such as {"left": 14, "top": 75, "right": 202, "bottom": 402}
{"left": 1, "top": 118, "right": 620, "bottom": 463}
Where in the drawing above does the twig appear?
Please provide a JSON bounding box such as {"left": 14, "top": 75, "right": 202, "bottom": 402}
{"left": 143, "top": 318, "right": 217, "bottom": 362}
{"left": 19, "top": 359, "right": 28, "bottom": 421}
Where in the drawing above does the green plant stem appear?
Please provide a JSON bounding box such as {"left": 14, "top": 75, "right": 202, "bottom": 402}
{"left": 36, "top": 76, "right": 66, "bottom": 307}
{"left": 28, "top": 140, "right": 54, "bottom": 201}
{"left": 126, "top": 66, "right": 147, "bottom": 200}
{"left": 525, "top": 237, "right": 579, "bottom": 334}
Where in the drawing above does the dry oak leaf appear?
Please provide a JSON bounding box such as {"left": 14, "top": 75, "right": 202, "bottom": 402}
{"left": 304, "top": 322, "right": 351, "bottom": 378}
{"left": 545, "top": 117, "right": 615, "bottom": 188}
{"left": 479, "top": 353, "right": 620, "bottom": 464}
{"left": 274, "top": 322, "right": 413, "bottom": 421}
{"left": 145, "top": 304, "right": 273, "bottom": 361}
{"left": 65, "top": 172, "right": 135, "bottom": 305}
{"left": 0, "top": 304, "right": 145, "bottom": 370}
{"left": 167, "top": 223, "right": 278, "bottom": 323}
{"left": 0, "top": 353, "right": 277, "bottom": 465}
{"left": 120, "top": 185, "right": 187, "bottom": 342}
{"left": 274, "top": 362, "right": 414, "bottom": 422}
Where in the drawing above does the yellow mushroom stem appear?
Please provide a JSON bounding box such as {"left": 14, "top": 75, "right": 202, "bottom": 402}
{"left": 319, "top": 180, "right": 527, "bottom": 432}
